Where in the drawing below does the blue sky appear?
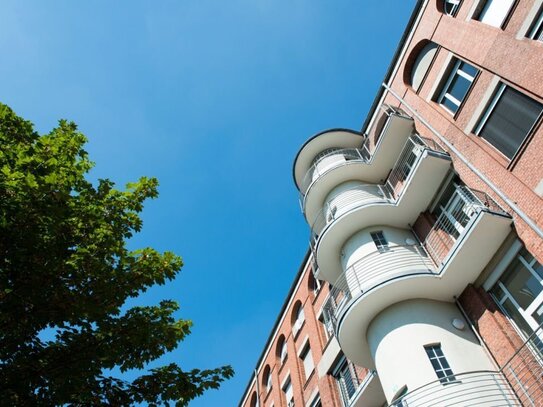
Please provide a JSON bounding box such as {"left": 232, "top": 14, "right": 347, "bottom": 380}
{"left": 0, "top": 1, "right": 415, "bottom": 405}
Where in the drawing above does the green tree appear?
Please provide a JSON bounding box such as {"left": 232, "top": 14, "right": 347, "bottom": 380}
{"left": 0, "top": 104, "right": 233, "bottom": 406}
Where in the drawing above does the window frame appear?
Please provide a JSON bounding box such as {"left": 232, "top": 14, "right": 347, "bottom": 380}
{"left": 475, "top": 0, "right": 516, "bottom": 28}
{"left": 490, "top": 248, "right": 543, "bottom": 337}
{"left": 436, "top": 58, "right": 479, "bottom": 115}
{"left": 528, "top": 8, "right": 543, "bottom": 41}
{"left": 370, "top": 231, "right": 389, "bottom": 253}
{"left": 444, "top": 0, "right": 462, "bottom": 17}
{"left": 332, "top": 356, "right": 360, "bottom": 406}
{"left": 424, "top": 344, "right": 456, "bottom": 384}
{"left": 300, "top": 343, "right": 315, "bottom": 382}
{"left": 474, "top": 83, "right": 543, "bottom": 161}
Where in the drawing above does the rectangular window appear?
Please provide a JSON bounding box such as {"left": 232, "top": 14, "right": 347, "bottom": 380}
{"left": 300, "top": 344, "right": 314, "bottom": 381}
{"left": 425, "top": 345, "right": 456, "bottom": 383}
{"left": 475, "top": 84, "right": 543, "bottom": 160}
{"left": 437, "top": 59, "right": 478, "bottom": 114}
{"left": 333, "top": 358, "right": 360, "bottom": 406}
{"left": 491, "top": 248, "right": 543, "bottom": 339}
{"left": 370, "top": 231, "right": 389, "bottom": 252}
{"left": 282, "top": 377, "right": 294, "bottom": 407}
{"left": 528, "top": 8, "right": 543, "bottom": 41}
{"left": 476, "top": 0, "right": 515, "bottom": 28}
{"left": 308, "top": 394, "right": 322, "bottom": 407}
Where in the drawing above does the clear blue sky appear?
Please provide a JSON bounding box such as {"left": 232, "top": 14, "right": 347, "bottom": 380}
{"left": 0, "top": 1, "right": 415, "bottom": 405}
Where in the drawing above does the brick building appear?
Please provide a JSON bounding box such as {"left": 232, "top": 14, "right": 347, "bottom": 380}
{"left": 240, "top": 1, "right": 543, "bottom": 406}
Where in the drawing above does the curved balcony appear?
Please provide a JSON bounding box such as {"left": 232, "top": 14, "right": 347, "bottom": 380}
{"left": 388, "top": 370, "right": 520, "bottom": 406}
{"left": 311, "top": 135, "right": 451, "bottom": 282}
{"left": 326, "top": 185, "right": 511, "bottom": 368}
{"left": 294, "top": 105, "right": 414, "bottom": 218}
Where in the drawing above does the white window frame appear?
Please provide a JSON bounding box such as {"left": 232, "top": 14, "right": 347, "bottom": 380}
{"left": 444, "top": 0, "right": 461, "bottom": 16}
{"left": 293, "top": 305, "right": 305, "bottom": 336}
{"left": 528, "top": 8, "right": 543, "bottom": 41}
{"left": 266, "top": 370, "right": 273, "bottom": 392}
{"left": 282, "top": 376, "right": 294, "bottom": 407}
{"left": 280, "top": 340, "right": 288, "bottom": 364}
{"left": 492, "top": 250, "right": 543, "bottom": 335}
{"left": 476, "top": 0, "right": 515, "bottom": 28}
{"left": 437, "top": 59, "right": 478, "bottom": 115}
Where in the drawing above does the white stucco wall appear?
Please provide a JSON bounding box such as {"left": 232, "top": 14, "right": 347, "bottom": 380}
{"left": 367, "top": 299, "right": 495, "bottom": 403}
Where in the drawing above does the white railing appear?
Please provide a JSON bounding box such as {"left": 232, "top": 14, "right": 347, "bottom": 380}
{"left": 309, "top": 183, "right": 389, "bottom": 250}
{"left": 423, "top": 184, "right": 509, "bottom": 265}
{"left": 325, "top": 245, "right": 436, "bottom": 334}
{"left": 300, "top": 147, "right": 369, "bottom": 196}
{"left": 388, "top": 370, "right": 521, "bottom": 406}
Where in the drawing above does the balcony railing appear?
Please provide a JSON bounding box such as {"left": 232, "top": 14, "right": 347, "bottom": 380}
{"left": 309, "top": 135, "right": 447, "bottom": 256}
{"left": 363, "top": 104, "right": 412, "bottom": 156}
{"left": 309, "top": 183, "right": 390, "bottom": 250}
{"left": 325, "top": 245, "right": 436, "bottom": 333}
{"left": 501, "top": 321, "right": 543, "bottom": 406}
{"left": 299, "top": 147, "right": 369, "bottom": 196}
{"left": 388, "top": 370, "right": 521, "bottom": 406}
{"left": 423, "top": 184, "right": 509, "bottom": 265}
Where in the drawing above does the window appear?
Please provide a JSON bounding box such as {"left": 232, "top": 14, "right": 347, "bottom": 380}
{"left": 528, "top": 8, "right": 543, "bottom": 41}
{"left": 250, "top": 392, "right": 259, "bottom": 407}
{"left": 476, "top": 0, "right": 515, "bottom": 28}
{"left": 277, "top": 336, "right": 288, "bottom": 364}
{"left": 320, "top": 301, "right": 336, "bottom": 340}
{"left": 437, "top": 59, "right": 478, "bottom": 114}
{"left": 308, "top": 394, "right": 322, "bottom": 407}
{"left": 262, "top": 366, "right": 272, "bottom": 393}
{"left": 408, "top": 41, "right": 438, "bottom": 91}
{"left": 282, "top": 377, "right": 294, "bottom": 407}
{"left": 425, "top": 345, "right": 456, "bottom": 383}
{"left": 491, "top": 248, "right": 543, "bottom": 339}
{"left": 444, "top": 0, "right": 461, "bottom": 16}
{"left": 370, "top": 231, "right": 389, "bottom": 252}
{"left": 292, "top": 302, "right": 305, "bottom": 336}
{"left": 475, "top": 84, "right": 543, "bottom": 160}
{"left": 300, "top": 343, "right": 314, "bottom": 381}
{"left": 333, "top": 357, "right": 360, "bottom": 406}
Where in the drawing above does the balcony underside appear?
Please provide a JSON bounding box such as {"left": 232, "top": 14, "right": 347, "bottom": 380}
{"left": 337, "top": 210, "right": 512, "bottom": 368}
{"left": 293, "top": 129, "right": 365, "bottom": 192}
{"left": 316, "top": 150, "right": 451, "bottom": 282}
{"left": 351, "top": 372, "right": 386, "bottom": 407}
{"left": 303, "top": 115, "right": 414, "bottom": 223}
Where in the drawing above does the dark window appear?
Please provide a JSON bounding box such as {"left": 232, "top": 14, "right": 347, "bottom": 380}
{"left": 425, "top": 345, "right": 456, "bottom": 383}
{"left": 370, "top": 231, "right": 389, "bottom": 252}
{"left": 475, "top": 85, "right": 543, "bottom": 159}
{"left": 528, "top": 9, "right": 543, "bottom": 41}
{"left": 444, "top": 0, "right": 461, "bottom": 16}
{"left": 437, "top": 59, "right": 478, "bottom": 114}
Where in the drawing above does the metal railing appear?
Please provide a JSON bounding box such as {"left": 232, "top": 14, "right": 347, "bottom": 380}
{"left": 325, "top": 245, "right": 436, "bottom": 335}
{"left": 309, "top": 183, "right": 389, "bottom": 250}
{"left": 300, "top": 147, "right": 369, "bottom": 196}
{"left": 363, "top": 104, "right": 412, "bottom": 157}
{"left": 388, "top": 370, "right": 522, "bottom": 406}
{"left": 309, "top": 135, "right": 447, "bottom": 258}
{"left": 423, "top": 184, "right": 509, "bottom": 265}
{"left": 500, "top": 321, "right": 543, "bottom": 406}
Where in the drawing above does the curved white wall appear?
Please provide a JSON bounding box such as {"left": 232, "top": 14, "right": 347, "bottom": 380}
{"left": 341, "top": 226, "right": 415, "bottom": 269}
{"left": 312, "top": 152, "right": 346, "bottom": 183}
{"left": 367, "top": 299, "right": 495, "bottom": 403}
{"left": 323, "top": 181, "right": 382, "bottom": 222}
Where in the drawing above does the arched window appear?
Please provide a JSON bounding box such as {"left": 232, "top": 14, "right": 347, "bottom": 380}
{"left": 441, "top": 0, "right": 461, "bottom": 16}
{"left": 276, "top": 335, "right": 288, "bottom": 364}
{"left": 308, "top": 272, "right": 321, "bottom": 297}
{"left": 250, "top": 392, "right": 258, "bottom": 407}
{"left": 291, "top": 301, "right": 305, "bottom": 336}
{"left": 262, "top": 365, "right": 272, "bottom": 393}
{"left": 404, "top": 41, "right": 438, "bottom": 92}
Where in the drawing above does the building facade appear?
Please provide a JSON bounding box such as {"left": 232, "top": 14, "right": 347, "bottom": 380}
{"left": 240, "top": 0, "right": 543, "bottom": 406}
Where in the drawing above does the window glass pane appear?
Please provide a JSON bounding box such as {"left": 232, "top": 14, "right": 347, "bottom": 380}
{"left": 502, "top": 298, "right": 533, "bottom": 338}
{"left": 442, "top": 96, "right": 459, "bottom": 113}
{"left": 479, "top": 87, "right": 543, "bottom": 159}
{"left": 447, "top": 75, "right": 471, "bottom": 103}
{"left": 460, "top": 61, "right": 478, "bottom": 78}
{"left": 501, "top": 257, "right": 542, "bottom": 309}
{"left": 478, "top": 0, "right": 515, "bottom": 27}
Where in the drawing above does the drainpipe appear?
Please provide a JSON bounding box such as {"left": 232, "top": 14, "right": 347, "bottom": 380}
{"left": 382, "top": 83, "right": 543, "bottom": 241}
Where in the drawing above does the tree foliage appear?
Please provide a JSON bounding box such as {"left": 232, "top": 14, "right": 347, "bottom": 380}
{"left": 0, "top": 104, "right": 233, "bottom": 405}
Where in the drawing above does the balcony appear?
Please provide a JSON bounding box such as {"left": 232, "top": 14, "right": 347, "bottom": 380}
{"left": 295, "top": 105, "right": 414, "bottom": 220}
{"left": 388, "top": 370, "right": 521, "bottom": 406}
{"left": 326, "top": 185, "right": 511, "bottom": 368}
{"left": 311, "top": 135, "right": 451, "bottom": 282}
